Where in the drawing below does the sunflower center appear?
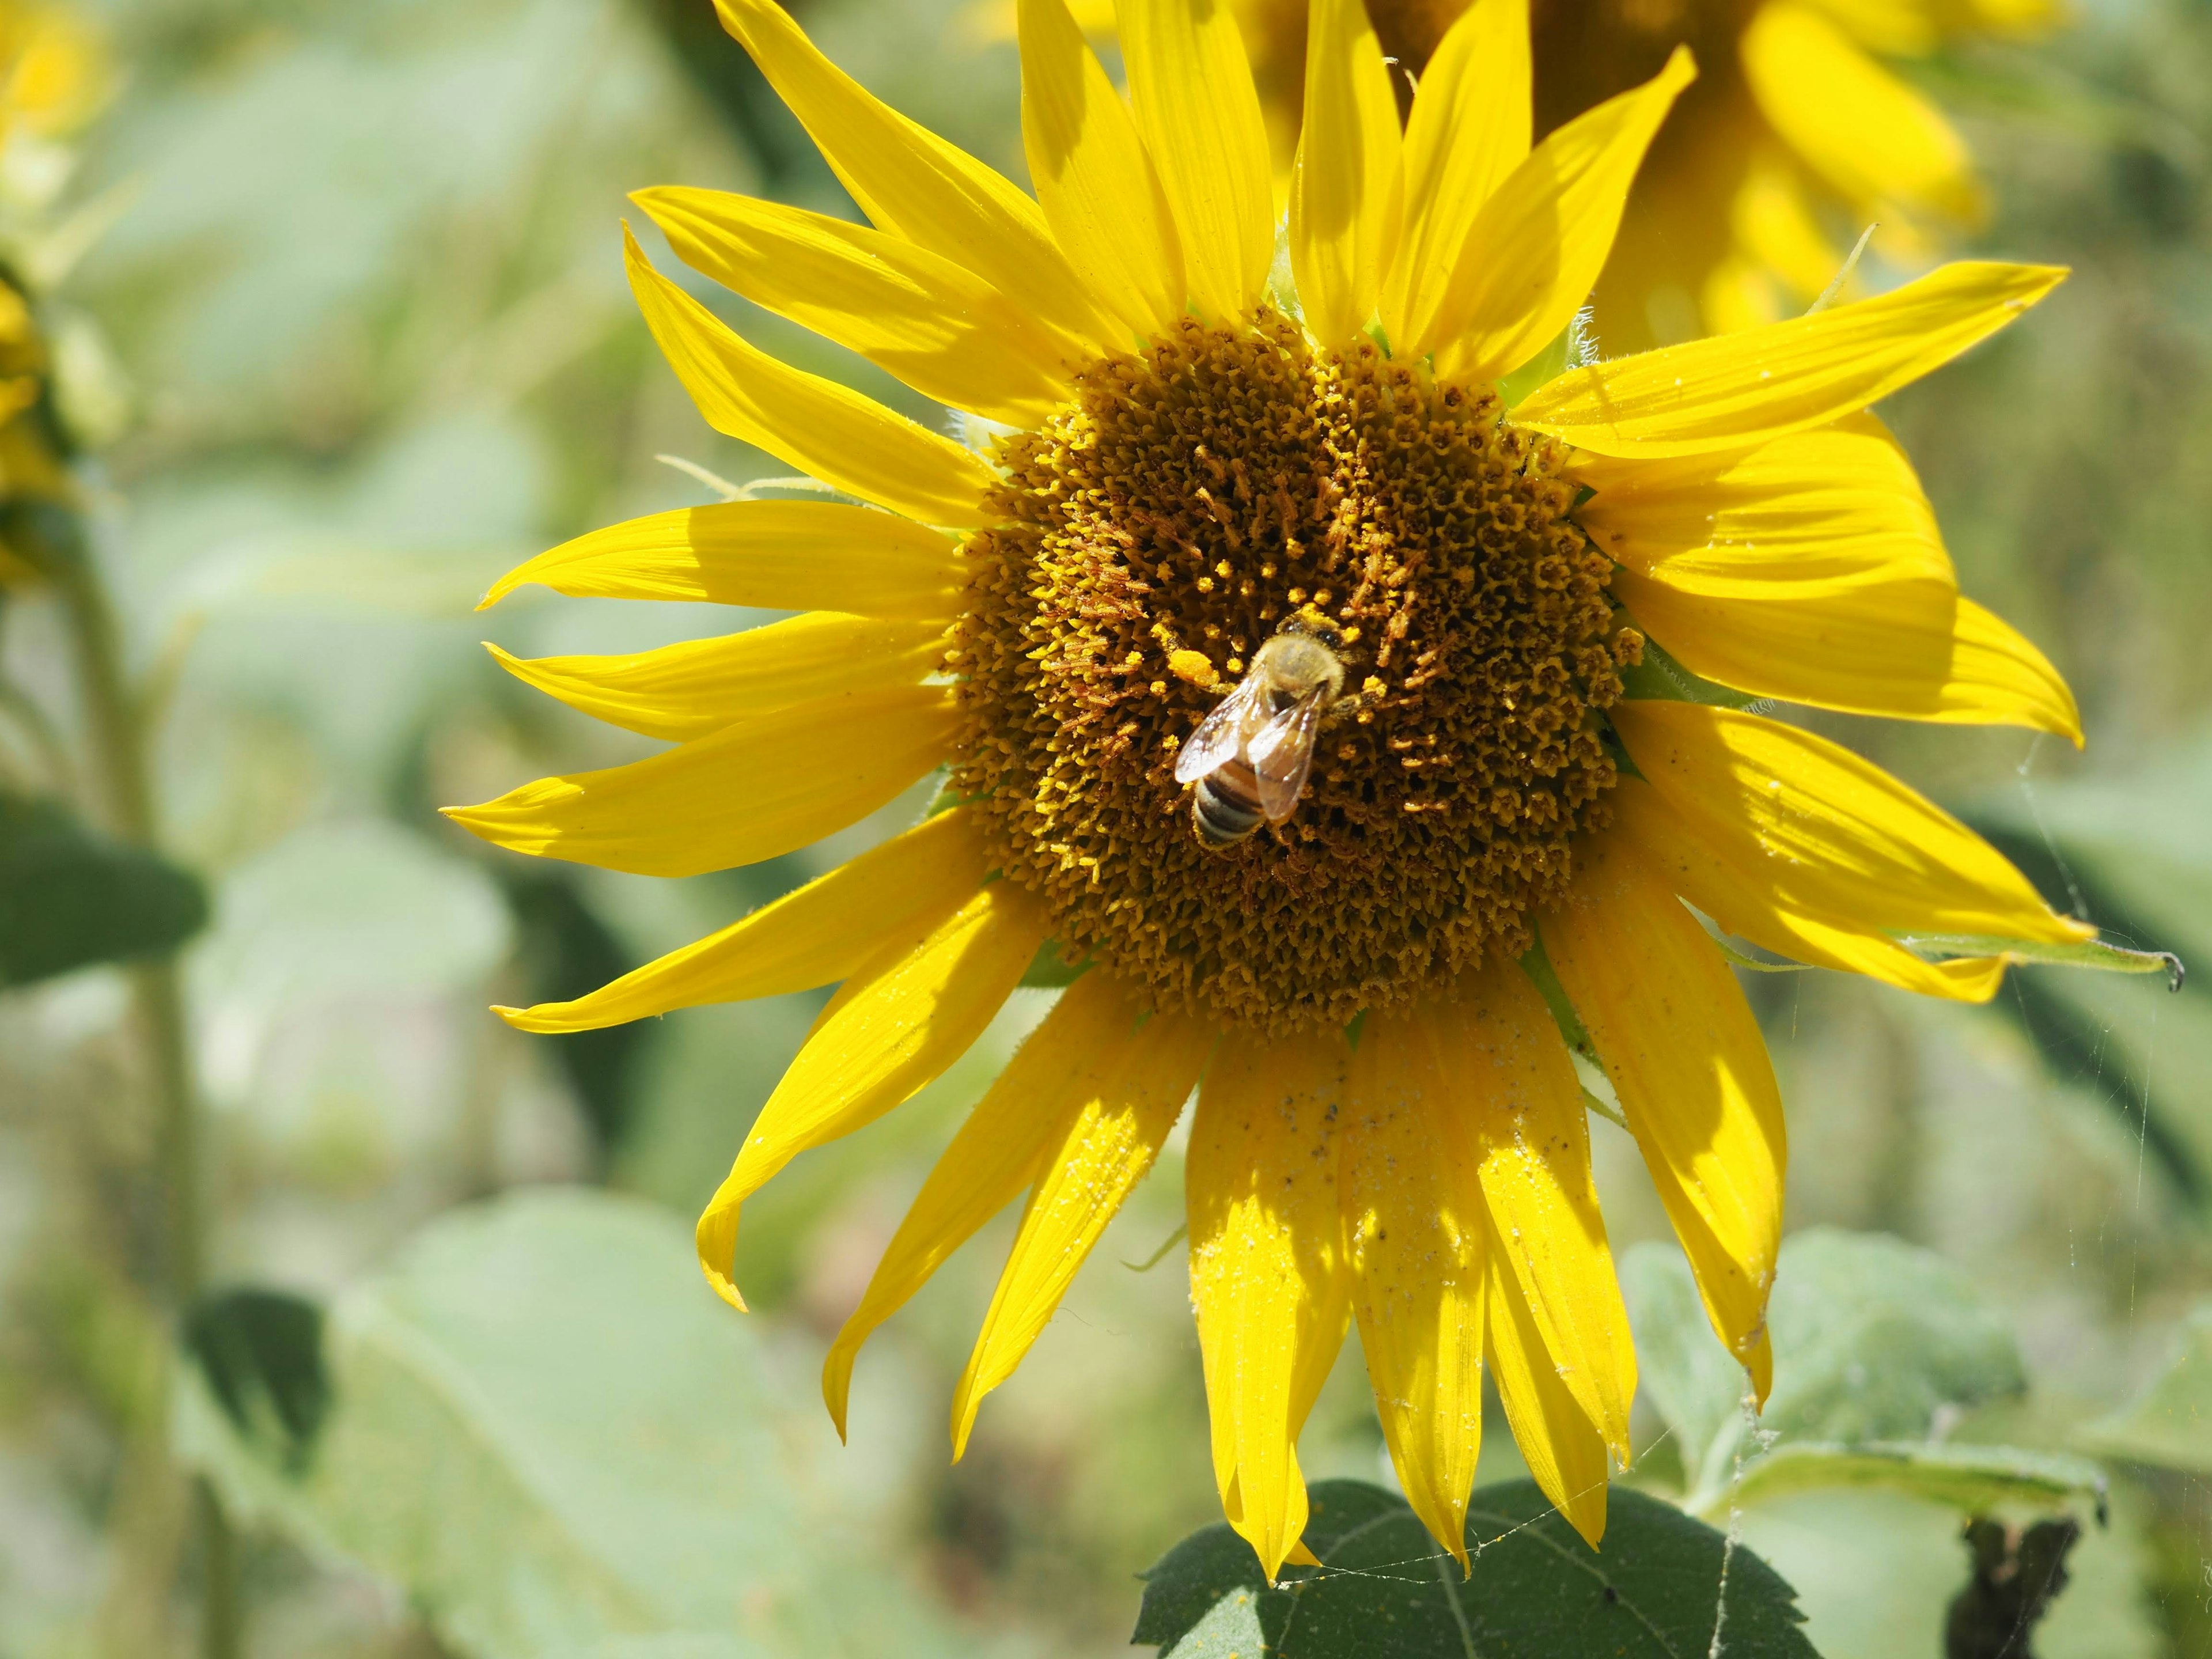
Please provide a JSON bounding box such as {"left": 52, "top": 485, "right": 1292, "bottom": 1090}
{"left": 948, "top": 309, "right": 1638, "bottom": 1033}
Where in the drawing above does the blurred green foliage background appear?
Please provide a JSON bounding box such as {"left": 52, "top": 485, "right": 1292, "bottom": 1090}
{"left": 2, "top": 0, "right": 2211, "bottom": 1653}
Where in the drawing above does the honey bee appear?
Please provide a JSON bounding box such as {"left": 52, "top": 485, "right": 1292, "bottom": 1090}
{"left": 1173, "top": 620, "right": 1348, "bottom": 847}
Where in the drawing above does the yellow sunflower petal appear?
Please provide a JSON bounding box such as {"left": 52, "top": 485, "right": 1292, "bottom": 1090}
{"left": 952, "top": 994, "right": 1213, "bottom": 1453}
{"left": 634, "top": 185, "right": 1080, "bottom": 426}
{"left": 1613, "top": 774, "right": 2012, "bottom": 1002}
{"left": 1289, "top": 0, "right": 1404, "bottom": 346}
{"left": 1119, "top": 0, "right": 1275, "bottom": 321}
{"left": 1188, "top": 1025, "right": 1354, "bottom": 1578}
{"left": 822, "top": 969, "right": 1134, "bottom": 1436}
{"left": 478, "top": 501, "right": 963, "bottom": 620}
{"left": 1571, "top": 414, "right": 1951, "bottom": 599}
{"left": 1540, "top": 829, "right": 1783, "bottom": 1400}
{"left": 711, "top": 0, "right": 1114, "bottom": 351}
{"left": 1743, "top": 3, "right": 1983, "bottom": 226}
{"left": 495, "top": 807, "right": 987, "bottom": 1035}
{"left": 1514, "top": 260, "right": 2066, "bottom": 458}
{"left": 442, "top": 685, "right": 956, "bottom": 878}
{"left": 1431, "top": 46, "right": 1696, "bottom": 380}
{"left": 484, "top": 612, "right": 946, "bottom": 744}
{"left": 626, "top": 228, "right": 992, "bottom": 527}
{"left": 1377, "top": 0, "right": 1526, "bottom": 357}
{"left": 1483, "top": 1206, "right": 1609, "bottom": 1550}
{"left": 1017, "top": 0, "right": 1185, "bottom": 339}
{"left": 1446, "top": 960, "right": 1637, "bottom": 1461}
{"left": 1616, "top": 571, "right": 2083, "bottom": 743}
{"left": 695, "top": 877, "right": 1048, "bottom": 1310}
{"left": 1342, "top": 1007, "right": 1487, "bottom": 1569}
{"left": 1613, "top": 699, "right": 2093, "bottom": 947}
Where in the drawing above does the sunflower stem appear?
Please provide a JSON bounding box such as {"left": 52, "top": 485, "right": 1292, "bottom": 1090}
{"left": 38, "top": 509, "right": 241, "bottom": 1659}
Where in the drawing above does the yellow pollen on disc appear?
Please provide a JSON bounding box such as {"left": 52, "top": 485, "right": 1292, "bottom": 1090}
{"left": 947, "top": 310, "right": 1638, "bottom": 1034}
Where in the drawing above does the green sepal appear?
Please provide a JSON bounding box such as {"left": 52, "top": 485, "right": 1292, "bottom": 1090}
{"left": 1616, "top": 634, "right": 1767, "bottom": 711}
{"left": 1896, "top": 931, "right": 2183, "bottom": 991}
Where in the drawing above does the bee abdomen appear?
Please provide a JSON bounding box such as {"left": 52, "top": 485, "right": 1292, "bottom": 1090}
{"left": 1194, "top": 767, "right": 1265, "bottom": 846}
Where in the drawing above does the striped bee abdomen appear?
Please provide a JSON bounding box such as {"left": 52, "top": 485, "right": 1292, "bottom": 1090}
{"left": 1194, "top": 759, "right": 1267, "bottom": 846}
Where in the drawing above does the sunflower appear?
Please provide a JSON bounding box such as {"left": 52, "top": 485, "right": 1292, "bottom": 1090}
{"left": 454, "top": 0, "right": 2091, "bottom": 1577}
{"left": 995, "top": 0, "right": 2055, "bottom": 347}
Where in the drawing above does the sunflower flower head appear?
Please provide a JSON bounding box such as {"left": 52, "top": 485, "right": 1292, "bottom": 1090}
{"left": 456, "top": 0, "right": 2092, "bottom": 1579}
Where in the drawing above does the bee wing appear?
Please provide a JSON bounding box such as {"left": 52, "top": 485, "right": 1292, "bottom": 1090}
{"left": 1247, "top": 695, "right": 1325, "bottom": 823}
{"left": 1175, "top": 675, "right": 1266, "bottom": 783}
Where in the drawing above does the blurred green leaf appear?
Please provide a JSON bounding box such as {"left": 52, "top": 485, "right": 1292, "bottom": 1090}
{"left": 1134, "top": 1478, "right": 1820, "bottom": 1658}
{"left": 1627, "top": 1230, "right": 2027, "bottom": 1501}
{"left": 2079, "top": 1303, "right": 2212, "bottom": 1474}
{"left": 499, "top": 870, "right": 654, "bottom": 1158}
{"left": 0, "top": 790, "right": 207, "bottom": 986}
{"left": 1755, "top": 1231, "right": 2026, "bottom": 1445}
{"left": 1718, "top": 1441, "right": 2106, "bottom": 1521}
{"left": 178, "top": 1188, "right": 981, "bottom": 1659}
{"left": 181, "top": 1286, "right": 329, "bottom": 1475}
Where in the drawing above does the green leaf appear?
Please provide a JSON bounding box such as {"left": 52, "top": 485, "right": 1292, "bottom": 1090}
{"left": 177, "top": 1188, "right": 975, "bottom": 1659}
{"left": 2078, "top": 1302, "right": 2212, "bottom": 1474}
{"left": 1626, "top": 1230, "right": 2027, "bottom": 1500}
{"left": 1134, "top": 1479, "right": 1821, "bottom": 1658}
{"left": 181, "top": 1287, "right": 329, "bottom": 1476}
{"left": 1895, "top": 931, "right": 2183, "bottom": 989}
{"left": 1717, "top": 1441, "right": 2107, "bottom": 1521}
{"left": 0, "top": 791, "right": 207, "bottom": 986}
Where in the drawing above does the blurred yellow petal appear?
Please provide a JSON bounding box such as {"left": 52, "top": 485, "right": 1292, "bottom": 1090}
{"left": 1572, "top": 414, "right": 1952, "bottom": 599}
{"left": 1432, "top": 47, "right": 1696, "bottom": 380}
{"left": 442, "top": 686, "right": 956, "bottom": 878}
{"left": 1616, "top": 571, "right": 2084, "bottom": 742}
{"left": 1744, "top": 3, "right": 1983, "bottom": 226}
{"left": 625, "top": 228, "right": 993, "bottom": 527}
{"left": 1119, "top": 0, "right": 1276, "bottom": 320}
{"left": 7, "top": 11, "right": 106, "bottom": 138}
{"left": 1380, "top": 0, "right": 1529, "bottom": 357}
{"left": 696, "top": 878, "right": 1049, "bottom": 1310}
{"left": 1614, "top": 774, "right": 2012, "bottom": 1002}
{"left": 1188, "top": 1025, "right": 1353, "bottom": 1578}
{"left": 1612, "top": 700, "right": 2092, "bottom": 945}
{"left": 1018, "top": 0, "right": 1186, "bottom": 339}
{"left": 1446, "top": 959, "right": 1636, "bottom": 1462}
{"left": 1341, "top": 1007, "right": 1486, "bottom": 1569}
{"left": 1483, "top": 1205, "right": 1609, "bottom": 1549}
{"left": 485, "top": 612, "right": 946, "bottom": 744}
{"left": 1289, "top": 0, "right": 1404, "bottom": 345}
{"left": 1540, "top": 829, "right": 1783, "bottom": 1399}
{"left": 1514, "top": 261, "right": 2065, "bottom": 458}
{"left": 479, "top": 501, "right": 963, "bottom": 619}
{"left": 1703, "top": 254, "right": 1786, "bottom": 338}
{"left": 1732, "top": 154, "right": 1841, "bottom": 306}
{"left": 712, "top": 0, "right": 1115, "bottom": 351}
{"left": 634, "top": 186, "right": 1081, "bottom": 426}
{"left": 1796, "top": 0, "right": 1940, "bottom": 55}
{"left": 823, "top": 969, "right": 1136, "bottom": 1436}
{"left": 495, "top": 807, "right": 988, "bottom": 1035}
{"left": 953, "top": 993, "right": 1213, "bottom": 1452}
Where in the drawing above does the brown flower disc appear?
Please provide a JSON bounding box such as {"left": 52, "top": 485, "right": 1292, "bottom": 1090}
{"left": 948, "top": 310, "right": 1639, "bottom": 1033}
